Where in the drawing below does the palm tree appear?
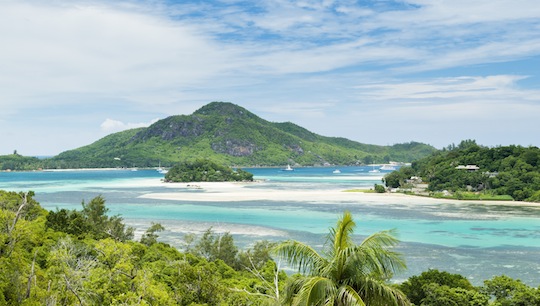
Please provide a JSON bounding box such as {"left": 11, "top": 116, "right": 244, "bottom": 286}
{"left": 274, "top": 211, "right": 410, "bottom": 306}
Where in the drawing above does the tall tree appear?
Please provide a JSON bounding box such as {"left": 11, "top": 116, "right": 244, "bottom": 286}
{"left": 274, "top": 211, "right": 409, "bottom": 306}
{"left": 46, "top": 196, "right": 134, "bottom": 241}
{"left": 195, "top": 228, "right": 239, "bottom": 268}
{"left": 140, "top": 222, "right": 165, "bottom": 246}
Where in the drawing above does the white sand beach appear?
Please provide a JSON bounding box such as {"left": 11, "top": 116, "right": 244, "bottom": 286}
{"left": 139, "top": 181, "right": 540, "bottom": 207}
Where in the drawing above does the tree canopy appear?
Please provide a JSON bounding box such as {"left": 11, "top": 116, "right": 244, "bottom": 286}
{"left": 164, "top": 159, "right": 254, "bottom": 182}
{"left": 384, "top": 140, "right": 540, "bottom": 202}
{"left": 274, "top": 211, "right": 409, "bottom": 306}
{"left": 46, "top": 195, "right": 134, "bottom": 241}
{"left": 1, "top": 190, "right": 539, "bottom": 305}
{"left": 0, "top": 190, "right": 283, "bottom": 305}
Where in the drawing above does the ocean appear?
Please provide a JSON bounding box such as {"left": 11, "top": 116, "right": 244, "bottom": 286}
{"left": 1, "top": 166, "right": 539, "bottom": 286}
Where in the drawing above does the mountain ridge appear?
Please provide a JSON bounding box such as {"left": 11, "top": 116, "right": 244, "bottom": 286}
{"left": 46, "top": 102, "right": 436, "bottom": 168}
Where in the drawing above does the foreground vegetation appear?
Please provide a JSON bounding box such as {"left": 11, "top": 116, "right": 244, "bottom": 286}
{"left": 275, "top": 211, "right": 408, "bottom": 305}
{"left": 1, "top": 190, "right": 539, "bottom": 305}
{"left": 384, "top": 140, "right": 540, "bottom": 202}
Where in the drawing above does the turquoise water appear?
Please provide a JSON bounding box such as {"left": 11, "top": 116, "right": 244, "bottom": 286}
{"left": 1, "top": 167, "right": 539, "bottom": 285}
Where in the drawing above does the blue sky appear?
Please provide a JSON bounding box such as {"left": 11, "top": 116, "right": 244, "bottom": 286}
{"left": 1, "top": 0, "right": 539, "bottom": 156}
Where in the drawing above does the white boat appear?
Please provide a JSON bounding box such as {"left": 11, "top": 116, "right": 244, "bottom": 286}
{"left": 159, "top": 169, "right": 168, "bottom": 174}
{"left": 368, "top": 165, "right": 380, "bottom": 173}
{"left": 332, "top": 169, "right": 341, "bottom": 174}
{"left": 283, "top": 164, "right": 294, "bottom": 171}
{"left": 379, "top": 165, "right": 396, "bottom": 171}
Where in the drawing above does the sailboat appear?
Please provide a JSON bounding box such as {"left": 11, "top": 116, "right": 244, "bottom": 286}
{"left": 283, "top": 164, "right": 294, "bottom": 171}
{"left": 157, "top": 162, "right": 168, "bottom": 174}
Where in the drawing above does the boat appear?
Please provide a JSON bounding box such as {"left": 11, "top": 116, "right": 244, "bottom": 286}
{"left": 368, "top": 165, "right": 380, "bottom": 173}
{"left": 283, "top": 164, "right": 294, "bottom": 171}
{"left": 159, "top": 169, "right": 168, "bottom": 174}
{"left": 332, "top": 169, "right": 341, "bottom": 174}
{"left": 379, "top": 164, "right": 396, "bottom": 171}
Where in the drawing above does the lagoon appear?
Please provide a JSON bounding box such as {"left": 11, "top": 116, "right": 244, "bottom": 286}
{"left": 1, "top": 167, "right": 539, "bottom": 285}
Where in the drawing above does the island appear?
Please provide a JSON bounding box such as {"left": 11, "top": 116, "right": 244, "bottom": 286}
{"left": 164, "top": 159, "right": 253, "bottom": 182}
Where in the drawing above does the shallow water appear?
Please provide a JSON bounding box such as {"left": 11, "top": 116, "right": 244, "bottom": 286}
{"left": 1, "top": 167, "right": 539, "bottom": 286}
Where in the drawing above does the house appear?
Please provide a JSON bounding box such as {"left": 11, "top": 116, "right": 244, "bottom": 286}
{"left": 455, "top": 164, "right": 480, "bottom": 171}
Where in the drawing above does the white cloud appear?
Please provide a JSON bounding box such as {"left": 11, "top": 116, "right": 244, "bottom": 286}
{"left": 354, "top": 75, "right": 533, "bottom": 101}
{"left": 398, "top": 0, "right": 540, "bottom": 25}
{"left": 0, "top": 1, "right": 234, "bottom": 113}
{"left": 330, "top": 74, "right": 540, "bottom": 147}
{"left": 100, "top": 118, "right": 159, "bottom": 133}
{"left": 164, "top": 0, "right": 540, "bottom": 78}
{"left": 1, "top": 0, "right": 539, "bottom": 154}
{"left": 259, "top": 101, "right": 336, "bottom": 120}
{"left": 2, "top": 0, "right": 538, "bottom": 110}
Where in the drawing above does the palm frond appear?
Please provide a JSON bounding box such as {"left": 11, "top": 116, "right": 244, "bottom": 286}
{"left": 361, "top": 229, "right": 401, "bottom": 249}
{"left": 357, "top": 230, "right": 407, "bottom": 277}
{"left": 337, "top": 285, "right": 367, "bottom": 306}
{"left": 296, "top": 276, "right": 336, "bottom": 306}
{"left": 282, "top": 276, "right": 308, "bottom": 305}
{"left": 347, "top": 246, "right": 406, "bottom": 280}
{"left": 274, "top": 240, "right": 326, "bottom": 274}
{"left": 337, "top": 249, "right": 370, "bottom": 285}
{"left": 279, "top": 212, "right": 409, "bottom": 306}
{"left": 330, "top": 211, "right": 356, "bottom": 255}
{"left": 356, "top": 276, "right": 410, "bottom": 306}
{"left": 322, "top": 247, "right": 363, "bottom": 283}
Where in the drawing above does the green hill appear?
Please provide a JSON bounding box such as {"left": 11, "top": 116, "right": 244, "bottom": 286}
{"left": 384, "top": 140, "right": 540, "bottom": 202}
{"left": 16, "top": 102, "right": 436, "bottom": 169}
{"left": 0, "top": 153, "right": 42, "bottom": 171}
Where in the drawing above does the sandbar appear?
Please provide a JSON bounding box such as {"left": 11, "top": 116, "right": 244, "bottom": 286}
{"left": 139, "top": 181, "right": 540, "bottom": 207}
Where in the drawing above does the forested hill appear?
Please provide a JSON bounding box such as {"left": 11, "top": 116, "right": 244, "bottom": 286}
{"left": 3, "top": 102, "right": 436, "bottom": 169}
{"left": 384, "top": 140, "right": 540, "bottom": 202}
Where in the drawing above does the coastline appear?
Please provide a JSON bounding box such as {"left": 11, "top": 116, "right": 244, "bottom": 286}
{"left": 41, "top": 167, "right": 150, "bottom": 172}
{"left": 0, "top": 167, "right": 160, "bottom": 172}
{"left": 139, "top": 181, "right": 540, "bottom": 207}
{"left": 4, "top": 168, "right": 536, "bottom": 207}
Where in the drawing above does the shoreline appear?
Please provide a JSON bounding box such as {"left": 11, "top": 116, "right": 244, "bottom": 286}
{"left": 42, "top": 168, "right": 136, "bottom": 172}
{"left": 1, "top": 168, "right": 147, "bottom": 172}
{"left": 140, "top": 181, "right": 540, "bottom": 207}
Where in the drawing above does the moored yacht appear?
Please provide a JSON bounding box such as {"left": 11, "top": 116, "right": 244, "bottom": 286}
{"left": 283, "top": 164, "right": 294, "bottom": 171}
{"left": 379, "top": 164, "right": 396, "bottom": 171}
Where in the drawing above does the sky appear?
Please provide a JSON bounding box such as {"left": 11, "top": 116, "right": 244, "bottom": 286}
{"left": 1, "top": 0, "right": 540, "bottom": 156}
